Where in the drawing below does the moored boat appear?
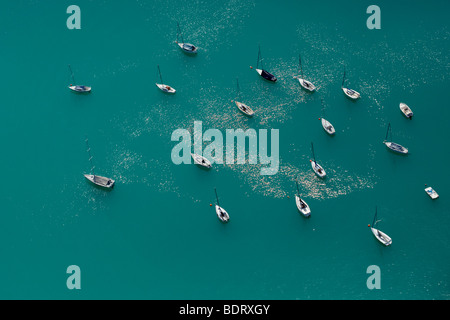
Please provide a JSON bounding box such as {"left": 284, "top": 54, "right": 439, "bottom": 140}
{"left": 400, "top": 103, "right": 413, "bottom": 119}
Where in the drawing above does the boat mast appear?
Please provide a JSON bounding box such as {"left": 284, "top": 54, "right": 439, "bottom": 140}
{"left": 372, "top": 206, "right": 380, "bottom": 227}
{"left": 236, "top": 78, "right": 241, "bottom": 99}
{"left": 385, "top": 123, "right": 391, "bottom": 141}
{"left": 342, "top": 66, "right": 346, "bottom": 88}
{"left": 85, "top": 137, "right": 96, "bottom": 178}
{"left": 68, "top": 64, "right": 75, "bottom": 84}
{"left": 157, "top": 65, "right": 163, "bottom": 84}
{"left": 311, "top": 142, "right": 317, "bottom": 166}
{"left": 257, "top": 46, "right": 263, "bottom": 69}
{"left": 299, "top": 54, "right": 303, "bottom": 78}
{"left": 176, "top": 22, "right": 184, "bottom": 44}
{"left": 295, "top": 178, "right": 300, "bottom": 196}
{"left": 214, "top": 188, "right": 220, "bottom": 206}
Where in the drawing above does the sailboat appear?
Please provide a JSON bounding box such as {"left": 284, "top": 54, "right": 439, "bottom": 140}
{"left": 383, "top": 123, "right": 409, "bottom": 154}
{"left": 399, "top": 103, "right": 413, "bottom": 119}
{"left": 68, "top": 65, "right": 91, "bottom": 93}
{"left": 369, "top": 207, "right": 392, "bottom": 246}
{"left": 319, "top": 99, "right": 335, "bottom": 135}
{"left": 155, "top": 65, "right": 176, "bottom": 94}
{"left": 251, "top": 46, "right": 277, "bottom": 82}
{"left": 295, "top": 178, "right": 311, "bottom": 217}
{"left": 310, "top": 142, "right": 326, "bottom": 178}
{"left": 191, "top": 153, "right": 212, "bottom": 168}
{"left": 214, "top": 188, "right": 229, "bottom": 223}
{"left": 295, "top": 54, "right": 316, "bottom": 92}
{"left": 233, "top": 78, "right": 254, "bottom": 116}
{"left": 176, "top": 22, "right": 198, "bottom": 54}
{"left": 341, "top": 66, "right": 360, "bottom": 100}
{"left": 83, "top": 137, "right": 115, "bottom": 189}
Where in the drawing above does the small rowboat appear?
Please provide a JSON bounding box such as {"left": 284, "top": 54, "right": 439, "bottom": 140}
{"left": 69, "top": 85, "right": 91, "bottom": 93}
{"left": 191, "top": 153, "right": 212, "bottom": 168}
{"left": 425, "top": 186, "right": 439, "bottom": 199}
{"left": 400, "top": 103, "right": 413, "bottom": 119}
{"left": 320, "top": 118, "right": 335, "bottom": 135}
{"left": 235, "top": 101, "right": 254, "bottom": 117}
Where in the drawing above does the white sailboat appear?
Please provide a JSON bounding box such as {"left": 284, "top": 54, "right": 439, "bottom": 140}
{"left": 320, "top": 118, "right": 335, "bottom": 135}
{"left": 400, "top": 103, "right": 413, "bottom": 119}
{"left": 214, "top": 188, "right": 229, "bottom": 223}
{"left": 233, "top": 78, "right": 254, "bottom": 116}
{"left": 310, "top": 142, "right": 326, "bottom": 179}
{"left": 155, "top": 65, "right": 176, "bottom": 94}
{"left": 295, "top": 178, "right": 311, "bottom": 217}
{"left": 369, "top": 207, "right": 392, "bottom": 246}
{"left": 191, "top": 153, "right": 212, "bottom": 168}
{"left": 251, "top": 46, "right": 277, "bottom": 82}
{"left": 319, "top": 99, "right": 335, "bottom": 135}
{"left": 342, "top": 66, "right": 360, "bottom": 100}
{"left": 68, "top": 65, "right": 91, "bottom": 93}
{"left": 383, "top": 123, "right": 409, "bottom": 154}
{"left": 295, "top": 54, "right": 316, "bottom": 92}
{"left": 84, "top": 137, "right": 115, "bottom": 189}
{"left": 176, "top": 22, "right": 198, "bottom": 54}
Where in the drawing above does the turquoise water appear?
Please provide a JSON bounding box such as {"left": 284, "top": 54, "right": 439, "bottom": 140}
{"left": 0, "top": 0, "right": 449, "bottom": 299}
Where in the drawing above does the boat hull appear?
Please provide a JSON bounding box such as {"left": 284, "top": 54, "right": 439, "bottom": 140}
{"left": 298, "top": 78, "right": 316, "bottom": 92}
{"left": 191, "top": 153, "right": 212, "bottom": 168}
{"left": 156, "top": 83, "right": 176, "bottom": 94}
{"left": 342, "top": 88, "right": 360, "bottom": 100}
{"left": 69, "top": 85, "right": 91, "bottom": 93}
{"left": 215, "top": 205, "right": 229, "bottom": 223}
{"left": 256, "top": 69, "right": 277, "bottom": 82}
{"left": 383, "top": 141, "right": 409, "bottom": 154}
{"left": 84, "top": 174, "right": 115, "bottom": 189}
{"left": 295, "top": 195, "right": 311, "bottom": 217}
{"left": 235, "top": 101, "right": 254, "bottom": 116}
{"left": 311, "top": 160, "right": 326, "bottom": 178}
{"left": 321, "top": 118, "right": 335, "bottom": 135}
{"left": 177, "top": 42, "right": 198, "bottom": 54}
{"left": 371, "top": 227, "right": 392, "bottom": 246}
